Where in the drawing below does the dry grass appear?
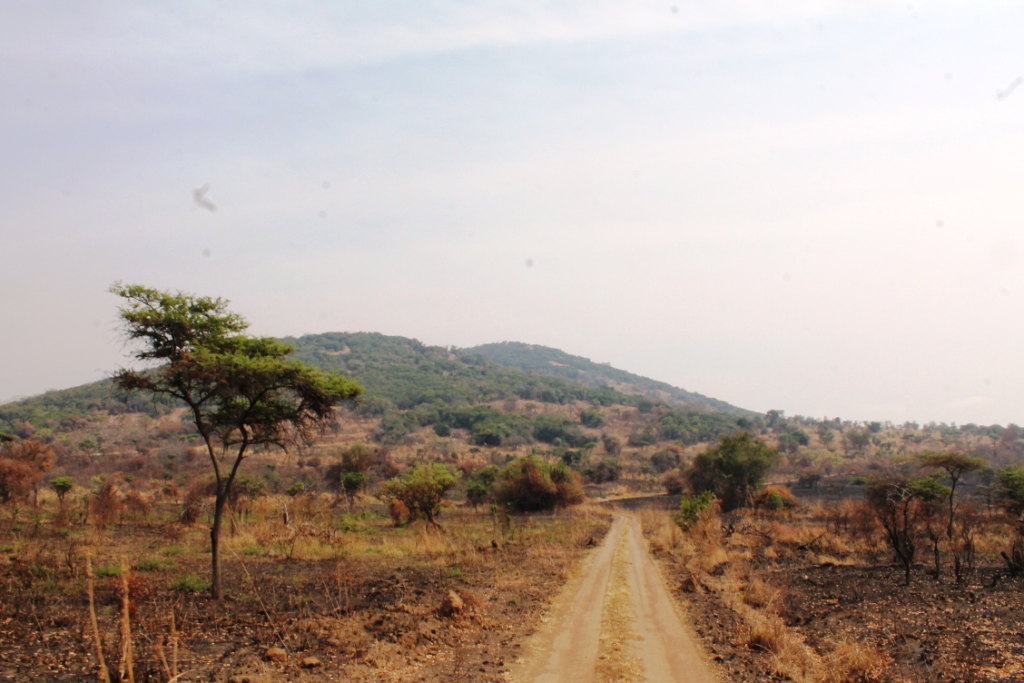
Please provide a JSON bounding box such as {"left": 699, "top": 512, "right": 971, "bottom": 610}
{"left": 820, "top": 637, "right": 889, "bottom": 683}
{"left": 641, "top": 504, "right": 890, "bottom": 683}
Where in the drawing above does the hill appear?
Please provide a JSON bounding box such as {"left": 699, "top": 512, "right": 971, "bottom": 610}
{"left": 467, "top": 341, "right": 746, "bottom": 414}
{"left": 1, "top": 332, "right": 751, "bottom": 445}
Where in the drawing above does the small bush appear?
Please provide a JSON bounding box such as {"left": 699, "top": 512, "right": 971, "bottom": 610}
{"left": 90, "top": 479, "right": 124, "bottom": 530}
{"left": 755, "top": 486, "right": 797, "bottom": 511}
{"left": 662, "top": 469, "right": 687, "bottom": 495}
{"left": 170, "top": 574, "right": 210, "bottom": 593}
{"left": 388, "top": 498, "right": 410, "bottom": 526}
{"left": 382, "top": 463, "right": 458, "bottom": 524}
{"left": 493, "top": 455, "right": 583, "bottom": 512}
{"left": 676, "top": 490, "right": 714, "bottom": 531}
{"left": 651, "top": 447, "right": 683, "bottom": 473}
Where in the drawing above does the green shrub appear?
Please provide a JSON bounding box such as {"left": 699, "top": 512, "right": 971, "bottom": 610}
{"left": 170, "top": 574, "right": 210, "bottom": 593}
{"left": 676, "top": 490, "right": 714, "bottom": 531}
{"left": 94, "top": 564, "right": 121, "bottom": 578}
{"left": 382, "top": 463, "right": 459, "bottom": 524}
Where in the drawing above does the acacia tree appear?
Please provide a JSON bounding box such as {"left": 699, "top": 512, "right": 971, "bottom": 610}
{"left": 917, "top": 451, "right": 986, "bottom": 540}
{"left": 111, "top": 284, "right": 362, "bottom": 598}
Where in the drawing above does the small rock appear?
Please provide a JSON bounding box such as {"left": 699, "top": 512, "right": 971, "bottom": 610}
{"left": 301, "top": 656, "right": 323, "bottom": 668}
{"left": 439, "top": 589, "right": 464, "bottom": 617}
{"left": 264, "top": 647, "right": 287, "bottom": 663}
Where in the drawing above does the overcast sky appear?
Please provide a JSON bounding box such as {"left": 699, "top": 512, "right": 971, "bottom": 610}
{"left": 2, "top": 1, "right": 1024, "bottom": 425}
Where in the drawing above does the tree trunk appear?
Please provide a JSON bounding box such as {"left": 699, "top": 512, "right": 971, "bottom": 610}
{"left": 947, "top": 480, "right": 957, "bottom": 541}
{"left": 211, "top": 492, "right": 227, "bottom": 600}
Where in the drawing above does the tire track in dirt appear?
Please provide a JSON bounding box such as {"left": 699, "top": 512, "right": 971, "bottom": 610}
{"left": 513, "top": 515, "right": 716, "bottom": 683}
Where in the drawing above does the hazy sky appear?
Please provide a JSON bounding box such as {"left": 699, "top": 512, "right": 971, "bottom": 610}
{"left": 3, "top": 1, "right": 1024, "bottom": 425}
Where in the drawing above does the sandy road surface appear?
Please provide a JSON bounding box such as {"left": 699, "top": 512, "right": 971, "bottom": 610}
{"left": 514, "top": 515, "right": 715, "bottom": 683}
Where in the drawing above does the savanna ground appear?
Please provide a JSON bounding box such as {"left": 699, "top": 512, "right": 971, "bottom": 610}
{"left": 0, "top": 495, "right": 611, "bottom": 682}
{"left": 640, "top": 497, "right": 1024, "bottom": 683}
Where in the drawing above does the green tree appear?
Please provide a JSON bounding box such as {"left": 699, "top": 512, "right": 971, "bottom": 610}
{"left": 998, "top": 465, "right": 1024, "bottom": 516}
{"left": 844, "top": 429, "right": 871, "bottom": 456}
{"left": 383, "top": 463, "right": 458, "bottom": 525}
{"left": 687, "top": 431, "right": 778, "bottom": 511}
{"left": 110, "top": 283, "right": 362, "bottom": 598}
{"left": 917, "top": 451, "right": 986, "bottom": 540}
{"left": 50, "top": 476, "right": 74, "bottom": 508}
{"left": 341, "top": 472, "right": 366, "bottom": 509}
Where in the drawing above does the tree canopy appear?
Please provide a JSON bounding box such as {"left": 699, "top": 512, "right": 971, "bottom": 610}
{"left": 688, "top": 431, "right": 779, "bottom": 511}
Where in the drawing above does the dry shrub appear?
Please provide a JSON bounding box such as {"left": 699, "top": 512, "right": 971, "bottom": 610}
{"left": 851, "top": 502, "right": 883, "bottom": 547}
{"left": 742, "top": 609, "right": 821, "bottom": 682}
{"left": 117, "top": 574, "right": 154, "bottom": 617}
{"left": 91, "top": 479, "right": 124, "bottom": 530}
{"left": 742, "top": 576, "right": 777, "bottom": 609}
{"left": 821, "top": 637, "right": 888, "bottom": 683}
{"left": 661, "top": 469, "right": 687, "bottom": 495}
{"left": 125, "top": 491, "right": 150, "bottom": 520}
{"left": 0, "top": 439, "right": 56, "bottom": 503}
{"left": 388, "top": 498, "right": 410, "bottom": 526}
{"left": 754, "top": 486, "right": 798, "bottom": 512}
{"left": 745, "top": 609, "right": 789, "bottom": 653}
{"left": 180, "top": 479, "right": 211, "bottom": 525}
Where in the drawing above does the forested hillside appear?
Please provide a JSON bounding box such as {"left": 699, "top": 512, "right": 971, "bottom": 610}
{"left": 468, "top": 341, "right": 745, "bottom": 413}
{"left": 1, "top": 332, "right": 749, "bottom": 448}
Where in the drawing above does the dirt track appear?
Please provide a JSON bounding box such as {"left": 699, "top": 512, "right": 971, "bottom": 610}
{"left": 514, "top": 515, "right": 715, "bottom": 683}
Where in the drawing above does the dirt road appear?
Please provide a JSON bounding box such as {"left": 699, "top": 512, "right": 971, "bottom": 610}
{"left": 514, "top": 515, "right": 716, "bottom": 683}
